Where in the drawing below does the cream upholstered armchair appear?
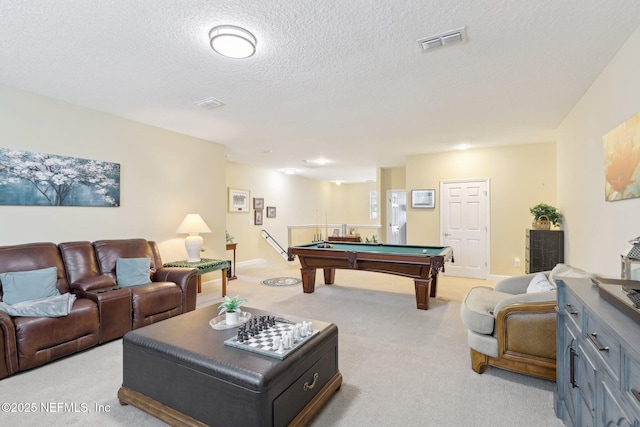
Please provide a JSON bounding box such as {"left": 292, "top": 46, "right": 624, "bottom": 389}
{"left": 460, "top": 264, "right": 593, "bottom": 381}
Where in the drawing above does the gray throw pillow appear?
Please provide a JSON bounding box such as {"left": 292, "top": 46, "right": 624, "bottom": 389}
{"left": 0, "top": 266, "right": 60, "bottom": 305}
{"left": 116, "top": 258, "right": 151, "bottom": 287}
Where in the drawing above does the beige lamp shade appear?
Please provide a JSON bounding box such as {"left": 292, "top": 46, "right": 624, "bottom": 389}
{"left": 176, "top": 214, "right": 211, "bottom": 262}
{"left": 176, "top": 214, "right": 212, "bottom": 234}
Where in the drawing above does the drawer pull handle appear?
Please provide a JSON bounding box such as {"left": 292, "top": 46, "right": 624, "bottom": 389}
{"left": 565, "top": 303, "right": 578, "bottom": 315}
{"left": 632, "top": 389, "right": 640, "bottom": 403}
{"left": 587, "top": 332, "right": 609, "bottom": 352}
{"left": 303, "top": 373, "right": 319, "bottom": 391}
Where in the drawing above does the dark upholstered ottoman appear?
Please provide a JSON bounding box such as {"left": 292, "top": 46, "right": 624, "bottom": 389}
{"left": 118, "top": 306, "right": 341, "bottom": 426}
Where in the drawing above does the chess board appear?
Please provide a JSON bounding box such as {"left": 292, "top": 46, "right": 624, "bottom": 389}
{"left": 224, "top": 315, "right": 319, "bottom": 360}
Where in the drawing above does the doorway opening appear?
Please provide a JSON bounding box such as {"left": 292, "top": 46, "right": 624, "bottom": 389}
{"left": 386, "top": 190, "right": 406, "bottom": 245}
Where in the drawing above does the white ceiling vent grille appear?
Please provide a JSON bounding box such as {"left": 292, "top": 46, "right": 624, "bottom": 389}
{"left": 195, "top": 97, "right": 224, "bottom": 109}
{"left": 418, "top": 27, "right": 467, "bottom": 52}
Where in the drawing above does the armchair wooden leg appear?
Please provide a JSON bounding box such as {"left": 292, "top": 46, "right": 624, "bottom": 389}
{"left": 470, "top": 348, "right": 489, "bottom": 374}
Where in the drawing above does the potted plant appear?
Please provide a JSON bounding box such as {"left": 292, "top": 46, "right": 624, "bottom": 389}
{"left": 218, "top": 294, "right": 247, "bottom": 325}
{"left": 529, "top": 203, "right": 562, "bottom": 229}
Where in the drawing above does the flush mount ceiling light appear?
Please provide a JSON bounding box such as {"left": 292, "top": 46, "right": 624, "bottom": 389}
{"left": 209, "top": 25, "right": 256, "bottom": 59}
{"left": 304, "top": 158, "right": 332, "bottom": 166}
{"left": 195, "top": 97, "right": 224, "bottom": 109}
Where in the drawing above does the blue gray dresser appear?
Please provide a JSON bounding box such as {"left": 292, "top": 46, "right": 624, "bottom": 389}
{"left": 556, "top": 278, "right": 640, "bottom": 426}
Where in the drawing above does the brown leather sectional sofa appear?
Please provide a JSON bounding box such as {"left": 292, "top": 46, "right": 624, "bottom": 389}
{"left": 0, "top": 238, "right": 198, "bottom": 380}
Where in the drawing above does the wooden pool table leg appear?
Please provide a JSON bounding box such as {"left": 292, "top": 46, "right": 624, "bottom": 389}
{"left": 430, "top": 273, "right": 438, "bottom": 298}
{"left": 301, "top": 268, "right": 316, "bottom": 293}
{"left": 414, "top": 278, "right": 432, "bottom": 310}
{"left": 323, "top": 268, "right": 335, "bottom": 285}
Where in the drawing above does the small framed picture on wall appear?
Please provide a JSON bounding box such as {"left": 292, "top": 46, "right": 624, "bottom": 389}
{"left": 266, "top": 206, "right": 276, "bottom": 218}
{"left": 228, "top": 188, "right": 250, "bottom": 212}
{"left": 253, "top": 198, "right": 264, "bottom": 209}
{"left": 411, "top": 189, "right": 436, "bottom": 209}
{"left": 254, "top": 209, "right": 263, "bottom": 225}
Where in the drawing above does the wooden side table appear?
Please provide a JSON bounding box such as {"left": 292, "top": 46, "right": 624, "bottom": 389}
{"left": 163, "top": 258, "right": 230, "bottom": 296}
{"left": 226, "top": 242, "right": 238, "bottom": 280}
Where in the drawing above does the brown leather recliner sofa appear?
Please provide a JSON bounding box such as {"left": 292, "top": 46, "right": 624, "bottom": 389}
{"left": 0, "top": 238, "right": 198, "bottom": 380}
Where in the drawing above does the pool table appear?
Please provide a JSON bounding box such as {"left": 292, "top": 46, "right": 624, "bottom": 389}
{"left": 287, "top": 242, "right": 453, "bottom": 310}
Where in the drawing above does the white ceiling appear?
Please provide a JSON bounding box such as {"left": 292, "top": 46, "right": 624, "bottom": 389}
{"left": 1, "top": 1, "right": 640, "bottom": 183}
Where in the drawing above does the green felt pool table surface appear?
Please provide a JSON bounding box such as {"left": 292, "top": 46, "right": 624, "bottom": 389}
{"left": 291, "top": 242, "right": 450, "bottom": 256}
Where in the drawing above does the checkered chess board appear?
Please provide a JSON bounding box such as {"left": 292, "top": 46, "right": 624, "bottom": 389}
{"left": 224, "top": 316, "right": 318, "bottom": 360}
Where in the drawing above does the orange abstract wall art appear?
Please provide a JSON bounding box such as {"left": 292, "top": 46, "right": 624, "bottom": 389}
{"left": 603, "top": 112, "right": 640, "bottom": 202}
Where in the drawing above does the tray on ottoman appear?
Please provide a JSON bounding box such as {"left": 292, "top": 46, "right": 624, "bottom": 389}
{"left": 117, "top": 305, "right": 341, "bottom": 427}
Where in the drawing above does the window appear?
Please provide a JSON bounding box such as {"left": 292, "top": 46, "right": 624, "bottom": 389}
{"left": 369, "top": 191, "right": 378, "bottom": 219}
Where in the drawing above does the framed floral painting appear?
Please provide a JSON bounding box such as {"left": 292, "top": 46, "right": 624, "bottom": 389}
{"left": 603, "top": 113, "right": 640, "bottom": 202}
{"left": 0, "top": 148, "right": 120, "bottom": 206}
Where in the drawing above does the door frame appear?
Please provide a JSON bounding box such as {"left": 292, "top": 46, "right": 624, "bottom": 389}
{"left": 439, "top": 178, "right": 491, "bottom": 279}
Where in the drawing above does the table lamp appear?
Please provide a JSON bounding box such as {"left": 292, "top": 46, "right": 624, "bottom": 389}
{"left": 176, "top": 214, "right": 211, "bottom": 262}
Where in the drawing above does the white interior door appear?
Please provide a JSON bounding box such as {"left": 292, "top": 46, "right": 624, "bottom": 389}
{"left": 386, "top": 190, "right": 406, "bottom": 245}
{"left": 440, "top": 179, "right": 489, "bottom": 279}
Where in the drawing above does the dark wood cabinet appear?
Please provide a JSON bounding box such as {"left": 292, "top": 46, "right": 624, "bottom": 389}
{"left": 327, "top": 236, "right": 361, "bottom": 242}
{"left": 525, "top": 229, "right": 564, "bottom": 273}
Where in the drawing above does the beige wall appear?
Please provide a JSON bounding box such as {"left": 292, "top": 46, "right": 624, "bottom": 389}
{"left": 405, "top": 142, "right": 557, "bottom": 276}
{"left": 330, "top": 181, "right": 378, "bottom": 228}
{"left": 225, "top": 164, "right": 381, "bottom": 263}
{"left": 557, "top": 25, "right": 640, "bottom": 277}
{"left": 226, "top": 162, "right": 334, "bottom": 263}
{"left": 0, "top": 84, "right": 227, "bottom": 263}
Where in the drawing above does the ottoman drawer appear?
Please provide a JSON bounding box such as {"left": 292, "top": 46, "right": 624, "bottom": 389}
{"left": 274, "top": 346, "right": 337, "bottom": 426}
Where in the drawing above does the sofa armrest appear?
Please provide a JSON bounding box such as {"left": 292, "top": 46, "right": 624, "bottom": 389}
{"left": 495, "top": 301, "right": 557, "bottom": 360}
{"left": 70, "top": 275, "right": 116, "bottom": 292}
{"left": 154, "top": 267, "right": 198, "bottom": 312}
{"left": 0, "top": 311, "right": 18, "bottom": 379}
{"left": 494, "top": 290, "right": 556, "bottom": 315}
{"left": 494, "top": 271, "right": 551, "bottom": 294}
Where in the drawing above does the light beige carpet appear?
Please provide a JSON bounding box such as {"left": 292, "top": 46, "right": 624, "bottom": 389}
{"left": 0, "top": 260, "right": 563, "bottom": 426}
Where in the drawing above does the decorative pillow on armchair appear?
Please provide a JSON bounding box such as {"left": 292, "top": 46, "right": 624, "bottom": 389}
{"left": 0, "top": 266, "right": 60, "bottom": 305}
{"left": 526, "top": 272, "right": 555, "bottom": 293}
{"left": 116, "top": 258, "right": 151, "bottom": 287}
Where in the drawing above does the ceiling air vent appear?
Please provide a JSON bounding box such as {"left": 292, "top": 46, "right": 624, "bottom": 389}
{"left": 418, "top": 27, "right": 467, "bottom": 53}
{"left": 195, "top": 97, "right": 224, "bottom": 109}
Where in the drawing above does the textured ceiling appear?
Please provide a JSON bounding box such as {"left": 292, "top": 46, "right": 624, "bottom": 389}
{"left": 1, "top": 1, "right": 640, "bottom": 182}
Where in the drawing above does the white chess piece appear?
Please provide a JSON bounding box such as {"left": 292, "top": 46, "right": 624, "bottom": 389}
{"left": 285, "top": 333, "right": 292, "bottom": 349}
{"left": 278, "top": 338, "right": 284, "bottom": 352}
{"left": 273, "top": 336, "right": 280, "bottom": 350}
